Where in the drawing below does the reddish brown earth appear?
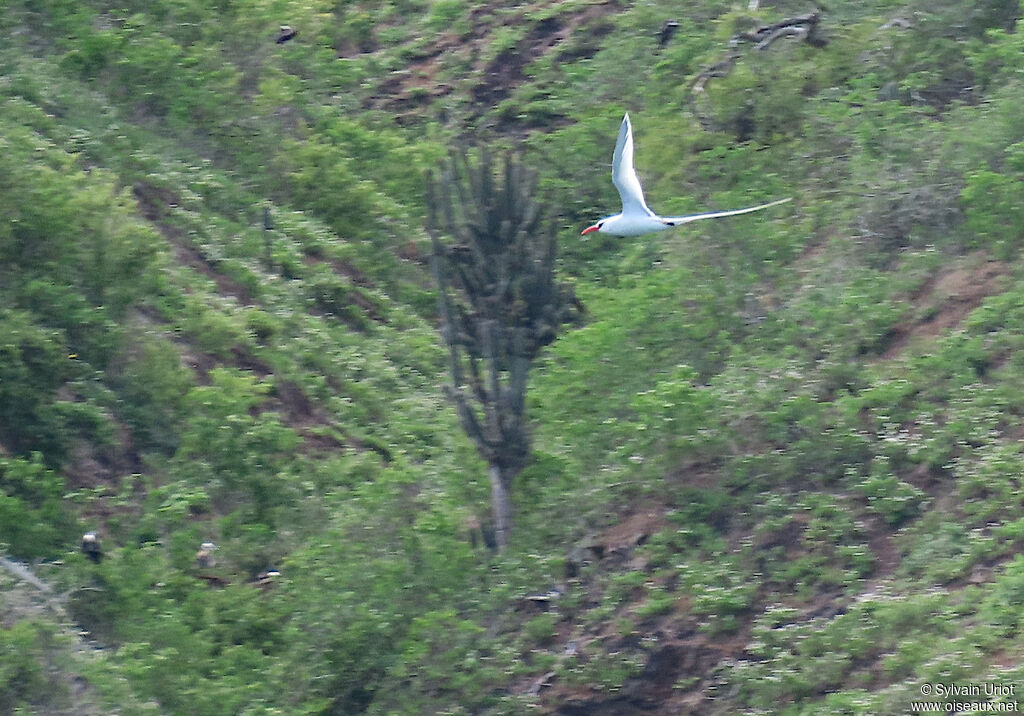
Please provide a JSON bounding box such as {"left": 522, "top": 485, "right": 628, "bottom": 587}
{"left": 882, "top": 259, "right": 1006, "bottom": 359}
{"left": 364, "top": 0, "right": 620, "bottom": 124}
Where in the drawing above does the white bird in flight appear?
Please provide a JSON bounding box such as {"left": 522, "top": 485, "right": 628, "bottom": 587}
{"left": 581, "top": 114, "right": 791, "bottom": 237}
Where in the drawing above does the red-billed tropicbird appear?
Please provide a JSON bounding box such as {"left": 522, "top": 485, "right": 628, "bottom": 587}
{"left": 581, "top": 114, "right": 790, "bottom": 237}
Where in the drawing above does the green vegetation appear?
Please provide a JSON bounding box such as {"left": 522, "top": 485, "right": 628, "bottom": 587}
{"left": 428, "top": 148, "right": 580, "bottom": 549}
{"left": 4, "top": 0, "right": 1024, "bottom": 713}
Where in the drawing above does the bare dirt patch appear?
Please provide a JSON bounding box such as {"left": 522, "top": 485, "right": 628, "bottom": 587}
{"left": 367, "top": 1, "right": 621, "bottom": 122}
{"left": 882, "top": 258, "right": 1006, "bottom": 359}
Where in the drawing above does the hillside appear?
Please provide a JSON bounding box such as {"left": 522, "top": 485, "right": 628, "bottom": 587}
{"left": 4, "top": 0, "right": 1024, "bottom": 714}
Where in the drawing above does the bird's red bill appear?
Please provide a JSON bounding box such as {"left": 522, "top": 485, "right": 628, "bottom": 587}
{"left": 581, "top": 224, "right": 599, "bottom": 235}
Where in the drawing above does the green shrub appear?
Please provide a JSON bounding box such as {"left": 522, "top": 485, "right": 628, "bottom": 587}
{"left": 0, "top": 621, "right": 61, "bottom": 712}
{"left": 852, "top": 457, "right": 926, "bottom": 526}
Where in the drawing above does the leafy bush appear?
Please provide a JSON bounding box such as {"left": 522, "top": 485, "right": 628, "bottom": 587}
{"left": 0, "top": 621, "right": 62, "bottom": 712}
{"left": 0, "top": 455, "right": 78, "bottom": 558}
{"left": 852, "top": 457, "right": 926, "bottom": 526}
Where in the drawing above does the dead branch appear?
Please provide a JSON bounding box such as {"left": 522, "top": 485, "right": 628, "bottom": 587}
{"left": 0, "top": 555, "right": 68, "bottom": 617}
{"left": 734, "top": 11, "right": 824, "bottom": 48}
{"left": 689, "top": 11, "right": 827, "bottom": 131}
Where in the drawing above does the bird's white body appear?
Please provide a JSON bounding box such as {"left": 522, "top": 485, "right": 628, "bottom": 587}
{"left": 582, "top": 114, "right": 790, "bottom": 237}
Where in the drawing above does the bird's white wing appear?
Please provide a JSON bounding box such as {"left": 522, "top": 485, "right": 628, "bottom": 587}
{"left": 662, "top": 197, "right": 791, "bottom": 226}
{"left": 612, "top": 114, "right": 655, "bottom": 218}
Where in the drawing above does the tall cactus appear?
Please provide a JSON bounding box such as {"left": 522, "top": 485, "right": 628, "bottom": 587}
{"left": 427, "top": 149, "right": 580, "bottom": 550}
